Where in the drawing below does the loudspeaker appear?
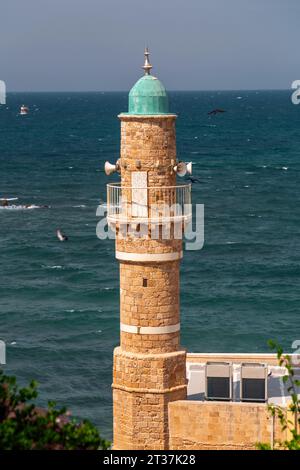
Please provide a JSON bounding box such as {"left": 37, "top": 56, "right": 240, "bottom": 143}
{"left": 174, "top": 161, "right": 187, "bottom": 177}
{"left": 174, "top": 161, "right": 193, "bottom": 177}
{"left": 186, "top": 161, "right": 192, "bottom": 175}
{"left": 104, "top": 159, "right": 120, "bottom": 175}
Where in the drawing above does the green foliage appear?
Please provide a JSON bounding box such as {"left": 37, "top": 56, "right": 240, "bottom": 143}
{"left": 0, "top": 370, "right": 110, "bottom": 450}
{"left": 258, "top": 340, "right": 300, "bottom": 450}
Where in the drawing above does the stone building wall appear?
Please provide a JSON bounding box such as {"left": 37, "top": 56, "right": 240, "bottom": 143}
{"left": 119, "top": 115, "right": 177, "bottom": 188}
{"left": 169, "top": 400, "right": 287, "bottom": 450}
{"left": 120, "top": 261, "right": 180, "bottom": 353}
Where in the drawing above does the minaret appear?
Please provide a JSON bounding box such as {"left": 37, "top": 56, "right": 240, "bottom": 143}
{"left": 106, "top": 49, "right": 191, "bottom": 450}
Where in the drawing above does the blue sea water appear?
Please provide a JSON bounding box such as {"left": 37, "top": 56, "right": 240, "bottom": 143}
{"left": 0, "top": 90, "right": 299, "bottom": 439}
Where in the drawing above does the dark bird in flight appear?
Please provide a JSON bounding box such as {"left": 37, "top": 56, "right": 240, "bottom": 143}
{"left": 186, "top": 176, "right": 201, "bottom": 184}
{"left": 208, "top": 108, "right": 226, "bottom": 115}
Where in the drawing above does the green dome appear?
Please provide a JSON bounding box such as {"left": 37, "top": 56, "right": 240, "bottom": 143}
{"left": 128, "top": 74, "right": 169, "bottom": 115}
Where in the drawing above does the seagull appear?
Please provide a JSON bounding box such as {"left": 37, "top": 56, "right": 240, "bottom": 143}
{"left": 56, "top": 229, "right": 68, "bottom": 242}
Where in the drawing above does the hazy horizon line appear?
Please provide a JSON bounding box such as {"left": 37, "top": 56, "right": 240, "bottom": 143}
{"left": 6, "top": 88, "right": 292, "bottom": 94}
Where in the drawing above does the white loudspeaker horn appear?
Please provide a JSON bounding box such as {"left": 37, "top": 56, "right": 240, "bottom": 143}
{"left": 104, "top": 159, "right": 120, "bottom": 176}
{"left": 186, "top": 162, "right": 192, "bottom": 175}
{"left": 174, "top": 161, "right": 187, "bottom": 177}
{"left": 104, "top": 162, "right": 117, "bottom": 175}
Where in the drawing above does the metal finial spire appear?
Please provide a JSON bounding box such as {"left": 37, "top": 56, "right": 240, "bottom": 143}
{"left": 143, "top": 47, "right": 152, "bottom": 75}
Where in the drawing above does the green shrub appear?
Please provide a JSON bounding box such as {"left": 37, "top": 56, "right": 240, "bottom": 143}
{"left": 257, "top": 340, "right": 300, "bottom": 450}
{"left": 0, "top": 370, "right": 110, "bottom": 450}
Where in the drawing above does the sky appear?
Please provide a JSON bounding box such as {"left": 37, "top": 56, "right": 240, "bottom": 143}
{"left": 0, "top": 0, "right": 299, "bottom": 91}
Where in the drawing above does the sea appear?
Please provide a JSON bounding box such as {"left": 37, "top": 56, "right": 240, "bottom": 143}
{"left": 0, "top": 90, "right": 299, "bottom": 439}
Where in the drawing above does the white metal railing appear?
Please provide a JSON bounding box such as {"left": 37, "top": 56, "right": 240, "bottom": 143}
{"left": 106, "top": 183, "right": 192, "bottom": 223}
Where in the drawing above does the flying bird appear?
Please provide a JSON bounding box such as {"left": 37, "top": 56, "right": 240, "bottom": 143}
{"left": 186, "top": 176, "right": 201, "bottom": 184}
{"left": 56, "top": 229, "right": 68, "bottom": 242}
{"left": 208, "top": 108, "right": 226, "bottom": 115}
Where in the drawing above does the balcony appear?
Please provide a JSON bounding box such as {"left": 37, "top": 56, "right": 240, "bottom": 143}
{"left": 106, "top": 183, "right": 192, "bottom": 224}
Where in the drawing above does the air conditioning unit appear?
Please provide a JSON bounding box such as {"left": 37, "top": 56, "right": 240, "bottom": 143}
{"left": 205, "top": 362, "right": 232, "bottom": 401}
{"left": 240, "top": 363, "right": 267, "bottom": 402}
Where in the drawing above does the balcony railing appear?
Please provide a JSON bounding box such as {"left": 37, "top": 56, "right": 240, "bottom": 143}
{"left": 106, "top": 183, "right": 192, "bottom": 224}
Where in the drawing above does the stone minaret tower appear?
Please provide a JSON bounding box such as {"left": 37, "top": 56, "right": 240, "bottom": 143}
{"left": 106, "top": 50, "right": 191, "bottom": 450}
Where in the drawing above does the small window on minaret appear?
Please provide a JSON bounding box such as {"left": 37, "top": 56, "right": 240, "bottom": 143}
{"left": 143, "top": 278, "right": 148, "bottom": 287}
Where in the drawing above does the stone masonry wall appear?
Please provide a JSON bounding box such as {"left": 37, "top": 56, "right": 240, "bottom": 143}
{"left": 113, "top": 348, "right": 187, "bottom": 450}
{"left": 169, "top": 401, "right": 287, "bottom": 450}
{"left": 120, "top": 261, "right": 180, "bottom": 353}
{"left": 119, "top": 115, "right": 177, "bottom": 188}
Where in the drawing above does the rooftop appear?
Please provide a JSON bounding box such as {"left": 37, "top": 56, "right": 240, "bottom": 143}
{"left": 186, "top": 353, "right": 300, "bottom": 406}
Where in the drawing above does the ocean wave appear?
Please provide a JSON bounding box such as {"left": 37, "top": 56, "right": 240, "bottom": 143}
{"left": 42, "top": 265, "right": 63, "bottom": 270}
{"left": 0, "top": 197, "right": 18, "bottom": 201}
{"left": 0, "top": 204, "right": 45, "bottom": 211}
{"left": 65, "top": 308, "right": 103, "bottom": 314}
{"left": 259, "top": 165, "right": 289, "bottom": 171}
{"left": 42, "top": 264, "right": 85, "bottom": 271}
